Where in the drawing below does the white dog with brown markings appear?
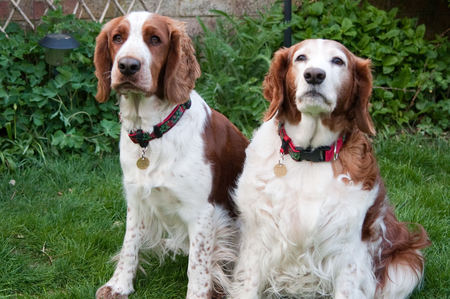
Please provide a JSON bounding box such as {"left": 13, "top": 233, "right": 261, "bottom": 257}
{"left": 93, "top": 12, "right": 248, "bottom": 299}
{"left": 230, "top": 39, "right": 430, "bottom": 299}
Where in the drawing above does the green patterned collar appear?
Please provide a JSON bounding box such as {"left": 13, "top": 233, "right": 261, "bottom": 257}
{"left": 128, "top": 99, "right": 191, "bottom": 148}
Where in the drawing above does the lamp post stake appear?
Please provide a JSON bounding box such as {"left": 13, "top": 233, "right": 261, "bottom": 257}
{"left": 284, "top": 0, "right": 292, "bottom": 47}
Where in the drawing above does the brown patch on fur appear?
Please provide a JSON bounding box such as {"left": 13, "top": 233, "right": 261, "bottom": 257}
{"left": 163, "top": 18, "right": 201, "bottom": 104}
{"left": 263, "top": 47, "right": 301, "bottom": 124}
{"left": 352, "top": 56, "right": 375, "bottom": 136}
{"left": 362, "top": 181, "right": 431, "bottom": 290}
{"left": 322, "top": 47, "right": 375, "bottom": 136}
{"left": 94, "top": 16, "right": 126, "bottom": 103}
{"left": 202, "top": 109, "right": 249, "bottom": 216}
{"left": 333, "top": 130, "right": 379, "bottom": 190}
{"left": 140, "top": 15, "right": 171, "bottom": 97}
{"left": 96, "top": 285, "right": 128, "bottom": 299}
{"left": 211, "top": 290, "right": 226, "bottom": 299}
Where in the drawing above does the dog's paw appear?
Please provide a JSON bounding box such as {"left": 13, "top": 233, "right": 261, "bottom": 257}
{"left": 96, "top": 285, "right": 129, "bottom": 299}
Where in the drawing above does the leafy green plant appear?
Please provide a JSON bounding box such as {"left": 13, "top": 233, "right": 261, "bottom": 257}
{"left": 195, "top": 0, "right": 449, "bottom": 137}
{"left": 0, "top": 9, "right": 119, "bottom": 171}
{"left": 194, "top": 8, "right": 287, "bottom": 136}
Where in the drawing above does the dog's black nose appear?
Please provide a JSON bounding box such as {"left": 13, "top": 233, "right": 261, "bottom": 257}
{"left": 304, "top": 68, "right": 326, "bottom": 85}
{"left": 118, "top": 57, "right": 141, "bottom": 76}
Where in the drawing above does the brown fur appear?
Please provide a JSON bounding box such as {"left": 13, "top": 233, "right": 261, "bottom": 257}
{"left": 203, "top": 109, "right": 249, "bottom": 217}
{"left": 163, "top": 19, "right": 201, "bottom": 104}
{"left": 362, "top": 181, "right": 431, "bottom": 289}
{"left": 94, "top": 16, "right": 125, "bottom": 103}
{"left": 263, "top": 39, "right": 430, "bottom": 293}
{"left": 263, "top": 47, "right": 301, "bottom": 124}
{"left": 334, "top": 130, "right": 379, "bottom": 190}
{"left": 352, "top": 56, "right": 376, "bottom": 136}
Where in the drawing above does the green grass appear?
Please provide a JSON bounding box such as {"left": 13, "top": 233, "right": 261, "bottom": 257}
{"left": 0, "top": 135, "right": 448, "bottom": 298}
{"left": 374, "top": 134, "right": 450, "bottom": 298}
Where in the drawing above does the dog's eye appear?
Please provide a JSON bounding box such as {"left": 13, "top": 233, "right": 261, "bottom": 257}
{"left": 296, "top": 55, "right": 307, "bottom": 62}
{"left": 150, "top": 35, "right": 161, "bottom": 45}
{"left": 332, "top": 57, "right": 345, "bottom": 66}
{"left": 113, "top": 34, "right": 123, "bottom": 44}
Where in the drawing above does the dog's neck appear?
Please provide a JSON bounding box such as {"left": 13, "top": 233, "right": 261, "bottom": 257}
{"left": 119, "top": 93, "right": 177, "bottom": 132}
{"left": 283, "top": 112, "right": 341, "bottom": 149}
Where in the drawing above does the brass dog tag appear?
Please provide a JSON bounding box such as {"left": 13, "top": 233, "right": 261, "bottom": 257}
{"left": 136, "top": 157, "right": 150, "bottom": 169}
{"left": 273, "top": 163, "right": 287, "bottom": 177}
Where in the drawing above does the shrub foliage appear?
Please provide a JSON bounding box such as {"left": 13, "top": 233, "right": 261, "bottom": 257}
{"left": 0, "top": 9, "right": 119, "bottom": 170}
{"left": 0, "top": 1, "right": 448, "bottom": 170}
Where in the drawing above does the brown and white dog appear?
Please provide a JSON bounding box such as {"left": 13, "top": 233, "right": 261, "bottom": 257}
{"left": 93, "top": 12, "right": 248, "bottom": 298}
{"left": 230, "top": 39, "right": 430, "bottom": 298}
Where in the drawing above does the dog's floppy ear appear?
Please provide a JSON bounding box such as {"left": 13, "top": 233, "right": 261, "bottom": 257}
{"left": 164, "top": 20, "right": 201, "bottom": 105}
{"left": 94, "top": 20, "right": 117, "bottom": 103}
{"left": 263, "top": 47, "right": 291, "bottom": 121}
{"left": 353, "top": 57, "right": 375, "bottom": 135}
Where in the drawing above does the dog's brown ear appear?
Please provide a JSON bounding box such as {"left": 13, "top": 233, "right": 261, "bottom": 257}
{"left": 263, "top": 48, "right": 293, "bottom": 122}
{"left": 94, "top": 24, "right": 113, "bottom": 103}
{"left": 94, "top": 17, "right": 125, "bottom": 103}
{"left": 353, "top": 57, "right": 375, "bottom": 136}
{"left": 164, "top": 20, "right": 201, "bottom": 105}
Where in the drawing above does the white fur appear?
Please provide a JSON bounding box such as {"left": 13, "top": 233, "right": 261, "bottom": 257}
{"left": 377, "top": 256, "right": 423, "bottom": 298}
{"left": 96, "top": 12, "right": 237, "bottom": 299}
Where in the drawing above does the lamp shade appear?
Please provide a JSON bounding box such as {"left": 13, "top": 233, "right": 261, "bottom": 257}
{"left": 38, "top": 33, "right": 79, "bottom": 50}
{"left": 38, "top": 33, "right": 79, "bottom": 66}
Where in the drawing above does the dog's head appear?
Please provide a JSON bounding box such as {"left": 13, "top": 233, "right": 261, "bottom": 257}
{"left": 263, "top": 39, "right": 375, "bottom": 135}
{"left": 94, "top": 12, "right": 201, "bottom": 104}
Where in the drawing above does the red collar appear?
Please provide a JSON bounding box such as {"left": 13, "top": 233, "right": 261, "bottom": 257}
{"left": 278, "top": 123, "right": 344, "bottom": 162}
{"left": 128, "top": 99, "right": 191, "bottom": 148}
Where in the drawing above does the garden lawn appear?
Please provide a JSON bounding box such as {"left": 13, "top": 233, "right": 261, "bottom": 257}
{"left": 0, "top": 134, "right": 448, "bottom": 298}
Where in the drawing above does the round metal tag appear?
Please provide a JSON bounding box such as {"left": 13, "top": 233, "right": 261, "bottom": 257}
{"left": 273, "top": 163, "right": 287, "bottom": 177}
{"left": 136, "top": 157, "right": 150, "bottom": 169}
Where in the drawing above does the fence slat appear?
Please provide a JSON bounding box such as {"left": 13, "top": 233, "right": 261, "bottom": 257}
{"left": 0, "top": 0, "right": 158, "bottom": 38}
{"left": 79, "top": 0, "right": 98, "bottom": 22}
{"left": 99, "top": 0, "right": 111, "bottom": 23}
{"left": 112, "top": 0, "right": 126, "bottom": 15}
{"left": 44, "top": 0, "right": 56, "bottom": 10}
{"left": 10, "top": 0, "right": 35, "bottom": 30}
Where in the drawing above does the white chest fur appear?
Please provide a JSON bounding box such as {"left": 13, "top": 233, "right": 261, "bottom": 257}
{"left": 118, "top": 91, "right": 213, "bottom": 226}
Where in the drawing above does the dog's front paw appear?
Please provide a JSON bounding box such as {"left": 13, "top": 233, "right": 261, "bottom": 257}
{"left": 96, "top": 285, "right": 130, "bottom": 299}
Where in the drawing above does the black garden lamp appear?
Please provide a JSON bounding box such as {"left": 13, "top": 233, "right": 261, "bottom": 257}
{"left": 38, "top": 33, "right": 79, "bottom": 66}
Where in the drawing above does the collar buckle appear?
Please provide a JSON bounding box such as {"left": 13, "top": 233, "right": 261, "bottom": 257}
{"left": 152, "top": 125, "right": 162, "bottom": 138}
{"left": 333, "top": 142, "right": 339, "bottom": 161}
